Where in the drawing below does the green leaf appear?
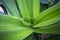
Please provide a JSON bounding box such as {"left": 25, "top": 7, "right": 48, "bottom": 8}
{"left": 0, "top": 14, "right": 33, "bottom": 40}
{"left": 16, "top": 0, "right": 40, "bottom": 22}
{"left": 0, "top": 28, "right": 33, "bottom": 40}
{"left": 35, "top": 21, "right": 60, "bottom": 34}
{"left": 33, "top": 0, "right": 40, "bottom": 21}
{"left": 33, "top": 2, "right": 60, "bottom": 27}
{"left": 24, "top": 33, "right": 37, "bottom": 40}
{"left": 1, "top": 0, "right": 20, "bottom": 17}
{"left": 0, "top": 14, "right": 31, "bottom": 31}
{"left": 17, "top": 0, "right": 31, "bottom": 20}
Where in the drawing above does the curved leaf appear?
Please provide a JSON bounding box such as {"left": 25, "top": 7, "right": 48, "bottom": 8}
{"left": 35, "top": 21, "right": 60, "bottom": 34}
{"left": 0, "top": 14, "right": 33, "bottom": 40}
{"left": 33, "top": 2, "right": 60, "bottom": 27}
{"left": 0, "top": 28, "right": 33, "bottom": 40}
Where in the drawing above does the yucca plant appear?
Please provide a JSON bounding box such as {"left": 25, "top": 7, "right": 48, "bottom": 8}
{"left": 0, "top": 0, "right": 60, "bottom": 40}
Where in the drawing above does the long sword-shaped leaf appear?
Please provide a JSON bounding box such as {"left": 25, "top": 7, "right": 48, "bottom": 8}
{"left": 17, "top": 0, "right": 31, "bottom": 20}
{"left": 0, "top": 14, "right": 31, "bottom": 31}
{"left": 0, "top": 14, "right": 33, "bottom": 40}
{"left": 0, "top": 28, "right": 33, "bottom": 40}
{"left": 1, "top": 0, "right": 20, "bottom": 17}
{"left": 34, "top": 21, "right": 60, "bottom": 34}
{"left": 16, "top": 0, "right": 40, "bottom": 22}
{"left": 33, "top": 0, "right": 40, "bottom": 21}
{"left": 33, "top": 2, "right": 60, "bottom": 27}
